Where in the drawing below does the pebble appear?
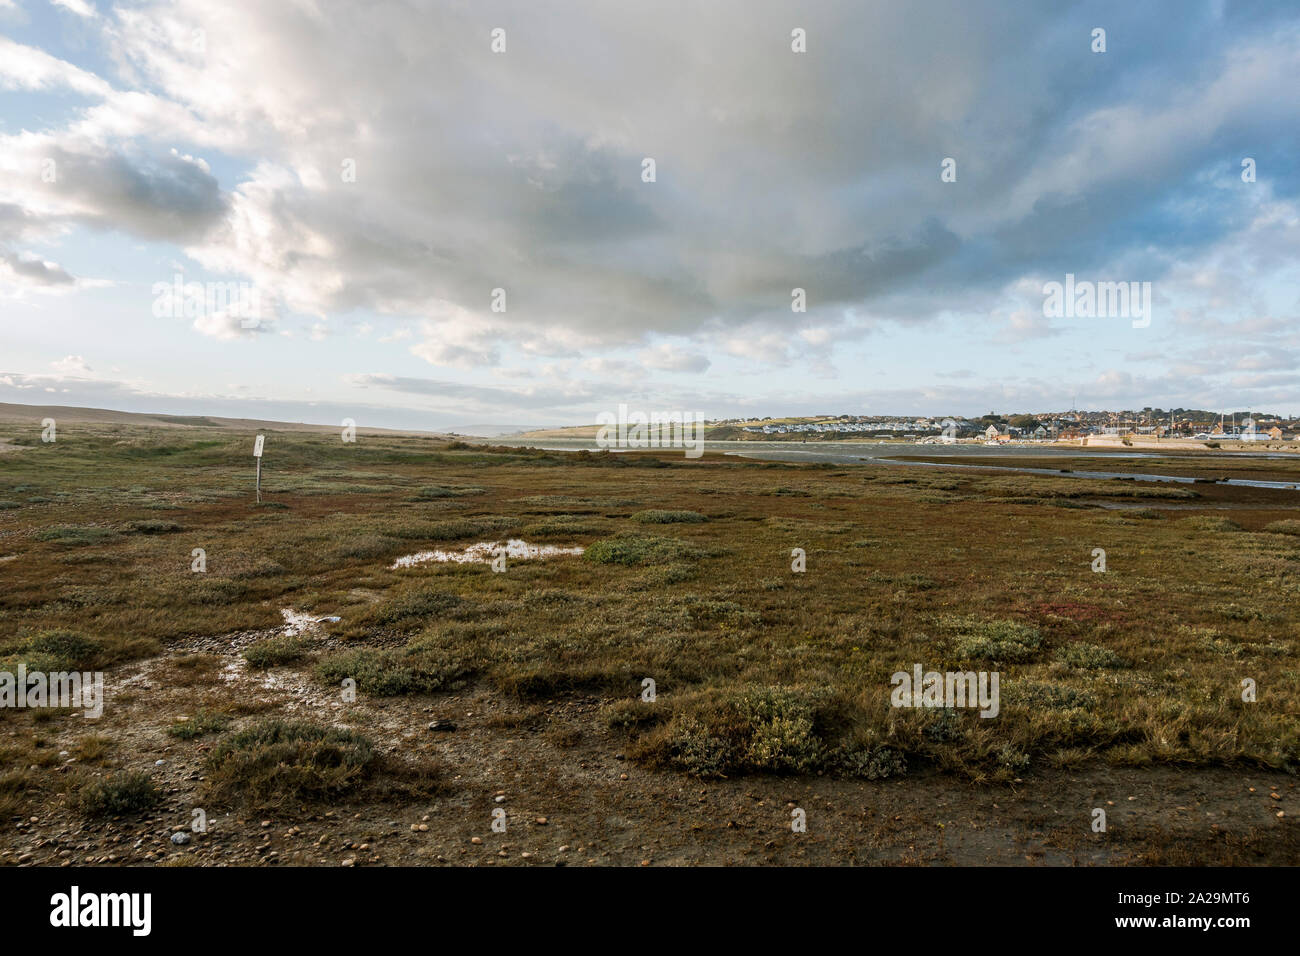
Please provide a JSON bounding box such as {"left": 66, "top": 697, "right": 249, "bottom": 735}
{"left": 535, "top": 817, "right": 548, "bottom": 825}
{"left": 170, "top": 832, "right": 190, "bottom": 846}
{"left": 471, "top": 837, "right": 482, "bottom": 845}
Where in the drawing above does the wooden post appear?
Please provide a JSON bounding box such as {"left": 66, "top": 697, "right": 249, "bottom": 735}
{"left": 253, "top": 434, "right": 265, "bottom": 503}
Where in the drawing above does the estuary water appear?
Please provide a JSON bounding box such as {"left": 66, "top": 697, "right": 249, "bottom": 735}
{"left": 478, "top": 438, "right": 1300, "bottom": 491}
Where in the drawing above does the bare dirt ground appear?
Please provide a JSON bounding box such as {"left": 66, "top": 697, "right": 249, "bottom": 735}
{"left": 2, "top": 614, "right": 1294, "bottom": 867}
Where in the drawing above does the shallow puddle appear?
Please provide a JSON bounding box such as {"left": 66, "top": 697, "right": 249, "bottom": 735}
{"left": 392, "top": 538, "right": 584, "bottom": 569}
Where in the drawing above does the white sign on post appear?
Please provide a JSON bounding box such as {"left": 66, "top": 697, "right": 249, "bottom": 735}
{"left": 253, "top": 434, "right": 265, "bottom": 503}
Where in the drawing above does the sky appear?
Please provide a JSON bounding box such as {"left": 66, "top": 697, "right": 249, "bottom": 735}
{"left": 1, "top": 0, "right": 1298, "bottom": 433}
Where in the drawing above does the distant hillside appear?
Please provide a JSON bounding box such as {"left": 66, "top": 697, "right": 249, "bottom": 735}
{"left": 0, "top": 402, "right": 452, "bottom": 438}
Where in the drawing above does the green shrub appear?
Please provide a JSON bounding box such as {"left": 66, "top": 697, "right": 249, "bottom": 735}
{"left": 205, "top": 720, "right": 376, "bottom": 804}
{"left": 371, "top": 586, "right": 463, "bottom": 626}
{"left": 1057, "top": 641, "right": 1126, "bottom": 670}
{"left": 35, "top": 526, "right": 118, "bottom": 546}
{"left": 583, "top": 533, "right": 704, "bottom": 566}
{"left": 243, "top": 635, "right": 307, "bottom": 669}
{"left": 633, "top": 686, "right": 900, "bottom": 780}
{"left": 412, "top": 485, "right": 484, "bottom": 500}
{"left": 21, "top": 631, "right": 102, "bottom": 670}
{"left": 941, "top": 615, "right": 1043, "bottom": 663}
{"left": 167, "top": 710, "right": 231, "bottom": 740}
{"left": 76, "top": 772, "right": 161, "bottom": 816}
{"left": 125, "top": 519, "right": 182, "bottom": 534}
{"left": 631, "top": 510, "right": 706, "bottom": 524}
{"left": 316, "top": 641, "right": 474, "bottom": 695}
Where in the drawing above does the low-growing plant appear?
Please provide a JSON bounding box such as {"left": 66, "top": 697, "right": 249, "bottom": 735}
{"left": 167, "top": 710, "right": 231, "bottom": 740}
{"left": 243, "top": 635, "right": 308, "bottom": 669}
{"left": 941, "top": 616, "right": 1043, "bottom": 663}
{"left": 205, "top": 720, "right": 376, "bottom": 805}
{"left": 631, "top": 509, "right": 707, "bottom": 524}
{"left": 75, "top": 772, "right": 161, "bottom": 816}
{"left": 1057, "top": 641, "right": 1126, "bottom": 670}
{"left": 583, "top": 533, "right": 704, "bottom": 566}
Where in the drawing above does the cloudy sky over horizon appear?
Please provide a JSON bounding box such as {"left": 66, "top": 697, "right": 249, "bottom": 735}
{"left": 1, "top": 0, "right": 1298, "bottom": 432}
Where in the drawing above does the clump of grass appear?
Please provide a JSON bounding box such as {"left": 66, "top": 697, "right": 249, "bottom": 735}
{"left": 333, "top": 534, "right": 401, "bottom": 560}
{"left": 159, "top": 653, "right": 223, "bottom": 687}
{"left": 522, "top": 514, "right": 601, "bottom": 537}
{"left": 0, "top": 500, "right": 20, "bottom": 510}
{"left": 420, "top": 516, "right": 518, "bottom": 541}
{"left": 17, "top": 630, "right": 102, "bottom": 670}
{"left": 631, "top": 509, "right": 706, "bottom": 524}
{"left": 74, "top": 734, "right": 114, "bottom": 763}
{"left": 1178, "top": 516, "right": 1242, "bottom": 532}
{"left": 941, "top": 615, "right": 1043, "bottom": 663}
{"left": 75, "top": 771, "right": 161, "bottom": 816}
{"left": 1190, "top": 627, "right": 1246, "bottom": 660}
{"left": 1004, "top": 681, "right": 1098, "bottom": 711}
{"left": 584, "top": 533, "right": 704, "bottom": 566}
{"left": 652, "top": 597, "right": 760, "bottom": 630}
{"left": 205, "top": 720, "right": 376, "bottom": 805}
{"left": 631, "top": 686, "right": 902, "bottom": 779}
{"left": 371, "top": 586, "right": 463, "bottom": 626}
{"left": 411, "top": 484, "right": 484, "bottom": 500}
{"left": 602, "top": 698, "right": 665, "bottom": 731}
{"left": 0, "top": 770, "right": 31, "bottom": 816}
{"left": 242, "top": 635, "right": 308, "bottom": 669}
{"left": 125, "top": 519, "right": 182, "bottom": 534}
{"left": 35, "top": 526, "right": 118, "bottom": 546}
{"left": 338, "top": 584, "right": 466, "bottom": 639}
{"left": 167, "top": 710, "right": 231, "bottom": 740}
{"left": 1057, "top": 641, "right": 1126, "bottom": 669}
{"left": 316, "top": 640, "right": 474, "bottom": 695}
{"left": 1263, "top": 520, "right": 1300, "bottom": 536}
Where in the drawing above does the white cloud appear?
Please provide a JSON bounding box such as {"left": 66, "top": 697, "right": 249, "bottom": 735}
{"left": 50, "top": 354, "right": 92, "bottom": 374}
{"left": 51, "top": 0, "right": 97, "bottom": 19}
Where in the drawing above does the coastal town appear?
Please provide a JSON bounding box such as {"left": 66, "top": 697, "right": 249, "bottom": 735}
{"left": 725, "top": 409, "right": 1300, "bottom": 444}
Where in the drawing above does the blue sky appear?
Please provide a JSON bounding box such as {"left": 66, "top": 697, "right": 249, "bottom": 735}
{"left": 1, "top": 0, "right": 1298, "bottom": 432}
